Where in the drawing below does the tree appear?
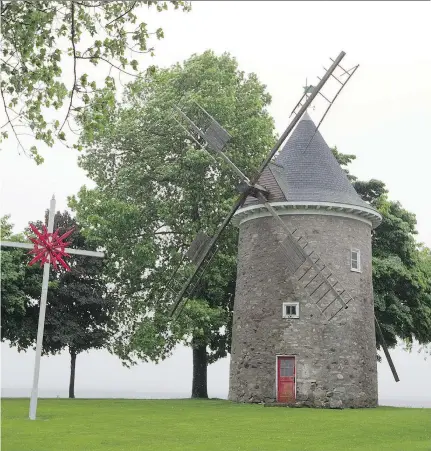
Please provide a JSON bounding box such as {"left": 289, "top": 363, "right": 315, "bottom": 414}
{"left": 70, "top": 50, "right": 276, "bottom": 397}
{"left": 0, "top": 0, "right": 191, "bottom": 163}
{"left": 332, "top": 150, "right": 431, "bottom": 351}
{"left": 1, "top": 211, "right": 117, "bottom": 398}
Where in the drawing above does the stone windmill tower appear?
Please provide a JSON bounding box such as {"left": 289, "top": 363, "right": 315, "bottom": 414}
{"left": 228, "top": 111, "right": 382, "bottom": 408}
{"left": 167, "top": 51, "right": 399, "bottom": 407}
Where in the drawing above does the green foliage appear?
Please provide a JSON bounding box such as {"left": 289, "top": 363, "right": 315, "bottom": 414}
{"left": 70, "top": 50, "right": 276, "bottom": 366}
{"left": 353, "top": 179, "right": 387, "bottom": 204}
{"left": 1, "top": 211, "right": 118, "bottom": 357}
{"left": 331, "top": 145, "right": 357, "bottom": 181}
{"left": 1, "top": 214, "right": 13, "bottom": 239}
{"left": 1, "top": 216, "right": 42, "bottom": 331}
{"left": 0, "top": 0, "right": 191, "bottom": 163}
{"left": 333, "top": 150, "right": 431, "bottom": 349}
{"left": 2, "top": 399, "right": 431, "bottom": 451}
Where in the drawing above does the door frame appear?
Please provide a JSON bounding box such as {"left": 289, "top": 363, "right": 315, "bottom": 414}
{"left": 275, "top": 355, "right": 297, "bottom": 402}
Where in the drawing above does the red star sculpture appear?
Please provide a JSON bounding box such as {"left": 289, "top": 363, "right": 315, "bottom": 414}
{"left": 27, "top": 224, "right": 75, "bottom": 271}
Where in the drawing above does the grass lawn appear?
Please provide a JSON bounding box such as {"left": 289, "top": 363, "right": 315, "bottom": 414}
{"left": 1, "top": 398, "right": 430, "bottom": 451}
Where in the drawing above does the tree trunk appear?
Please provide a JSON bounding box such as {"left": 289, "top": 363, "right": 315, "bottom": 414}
{"left": 69, "top": 350, "right": 77, "bottom": 399}
{"left": 191, "top": 343, "right": 208, "bottom": 399}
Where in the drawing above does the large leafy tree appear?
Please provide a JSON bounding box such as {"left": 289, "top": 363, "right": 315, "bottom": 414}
{"left": 0, "top": 0, "right": 190, "bottom": 163}
{"left": 70, "top": 50, "right": 276, "bottom": 397}
{"left": 1, "top": 211, "right": 117, "bottom": 398}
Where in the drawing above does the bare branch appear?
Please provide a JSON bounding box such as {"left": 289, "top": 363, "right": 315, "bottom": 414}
{"left": 59, "top": 1, "right": 77, "bottom": 134}
{"left": 126, "top": 44, "right": 154, "bottom": 55}
{"left": 66, "top": 118, "right": 81, "bottom": 136}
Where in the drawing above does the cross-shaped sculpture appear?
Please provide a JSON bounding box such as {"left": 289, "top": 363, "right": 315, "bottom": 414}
{"left": 1, "top": 196, "right": 104, "bottom": 420}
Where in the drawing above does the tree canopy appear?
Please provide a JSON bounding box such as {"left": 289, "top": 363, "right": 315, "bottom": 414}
{"left": 0, "top": 0, "right": 190, "bottom": 163}
{"left": 1, "top": 211, "right": 117, "bottom": 398}
{"left": 70, "top": 50, "right": 276, "bottom": 396}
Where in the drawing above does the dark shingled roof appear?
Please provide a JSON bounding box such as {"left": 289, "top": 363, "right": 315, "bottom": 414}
{"left": 243, "top": 112, "right": 375, "bottom": 211}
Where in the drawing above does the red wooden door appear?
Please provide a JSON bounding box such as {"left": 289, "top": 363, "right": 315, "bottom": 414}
{"left": 277, "top": 356, "right": 296, "bottom": 403}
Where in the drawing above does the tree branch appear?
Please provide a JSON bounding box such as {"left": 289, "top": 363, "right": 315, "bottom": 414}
{"left": 73, "top": 1, "right": 104, "bottom": 7}
{"left": 1, "top": 86, "right": 26, "bottom": 155}
{"left": 76, "top": 56, "right": 140, "bottom": 78}
{"left": 59, "top": 1, "right": 77, "bottom": 134}
{"left": 126, "top": 44, "right": 154, "bottom": 55}
{"left": 106, "top": 1, "right": 137, "bottom": 26}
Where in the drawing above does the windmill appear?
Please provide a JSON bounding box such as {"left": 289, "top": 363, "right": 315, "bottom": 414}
{"left": 162, "top": 51, "right": 399, "bottom": 406}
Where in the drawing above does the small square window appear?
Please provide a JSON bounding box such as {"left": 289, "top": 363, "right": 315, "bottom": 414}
{"left": 282, "top": 302, "right": 299, "bottom": 319}
{"left": 280, "top": 359, "right": 294, "bottom": 377}
{"left": 351, "top": 249, "right": 361, "bottom": 272}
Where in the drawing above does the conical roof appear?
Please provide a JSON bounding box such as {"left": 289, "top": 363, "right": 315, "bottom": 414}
{"left": 242, "top": 112, "right": 375, "bottom": 211}
{"left": 268, "top": 111, "right": 371, "bottom": 209}
{"left": 237, "top": 111, "right": 381, "bottom": 227}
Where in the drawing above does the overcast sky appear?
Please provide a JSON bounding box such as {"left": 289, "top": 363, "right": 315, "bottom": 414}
{"left": 1, "top": 1, "right": 430, "bottom": 406}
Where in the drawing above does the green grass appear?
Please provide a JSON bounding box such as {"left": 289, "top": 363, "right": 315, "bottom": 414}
{"left": 1, "top": 399, "right": 430, "bottom": 451}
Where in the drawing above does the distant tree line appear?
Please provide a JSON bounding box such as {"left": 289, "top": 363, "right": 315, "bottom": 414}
{"left": 1, "top": 211, "right": 117, "bottom": 398}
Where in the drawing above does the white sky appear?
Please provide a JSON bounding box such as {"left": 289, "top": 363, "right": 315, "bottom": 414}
{"left": 1, "top": 1, "right": 430, "bottom": 405}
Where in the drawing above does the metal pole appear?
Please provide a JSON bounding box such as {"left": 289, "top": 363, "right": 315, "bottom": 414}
{"left": 29, "top": 195, "right": 56, "bottom": 420}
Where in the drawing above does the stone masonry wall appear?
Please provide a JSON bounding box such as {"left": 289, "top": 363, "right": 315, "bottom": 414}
{"left": 228, "top": 213, "right": 378, "bottom": 408}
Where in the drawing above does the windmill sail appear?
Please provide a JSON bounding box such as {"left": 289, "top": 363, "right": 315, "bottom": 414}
{"left": 186, "top": 232, "right": 212, "bottom": 265}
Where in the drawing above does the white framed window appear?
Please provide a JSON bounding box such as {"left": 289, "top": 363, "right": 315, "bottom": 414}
{"left": 282, "top": 302, "right": 300, "bottom": 319}
{"left": 351, "top": 249, "right": 361, "bottom": 272}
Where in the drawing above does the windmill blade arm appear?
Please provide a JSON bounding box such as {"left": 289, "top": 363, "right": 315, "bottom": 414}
{"left": 169, "top": 194, "right": 246, "bottom": 318}
{"left": 255, "top": 192, "right": 346, "bottom": 309}
{"left": 374, "top": 316, "right": 400, "bottom": 382}
{"left": 255, "top": 51, "right": 346, "bottom": 178}
{"left": 314, "top": 64, "right": 359, "bottom": 132}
